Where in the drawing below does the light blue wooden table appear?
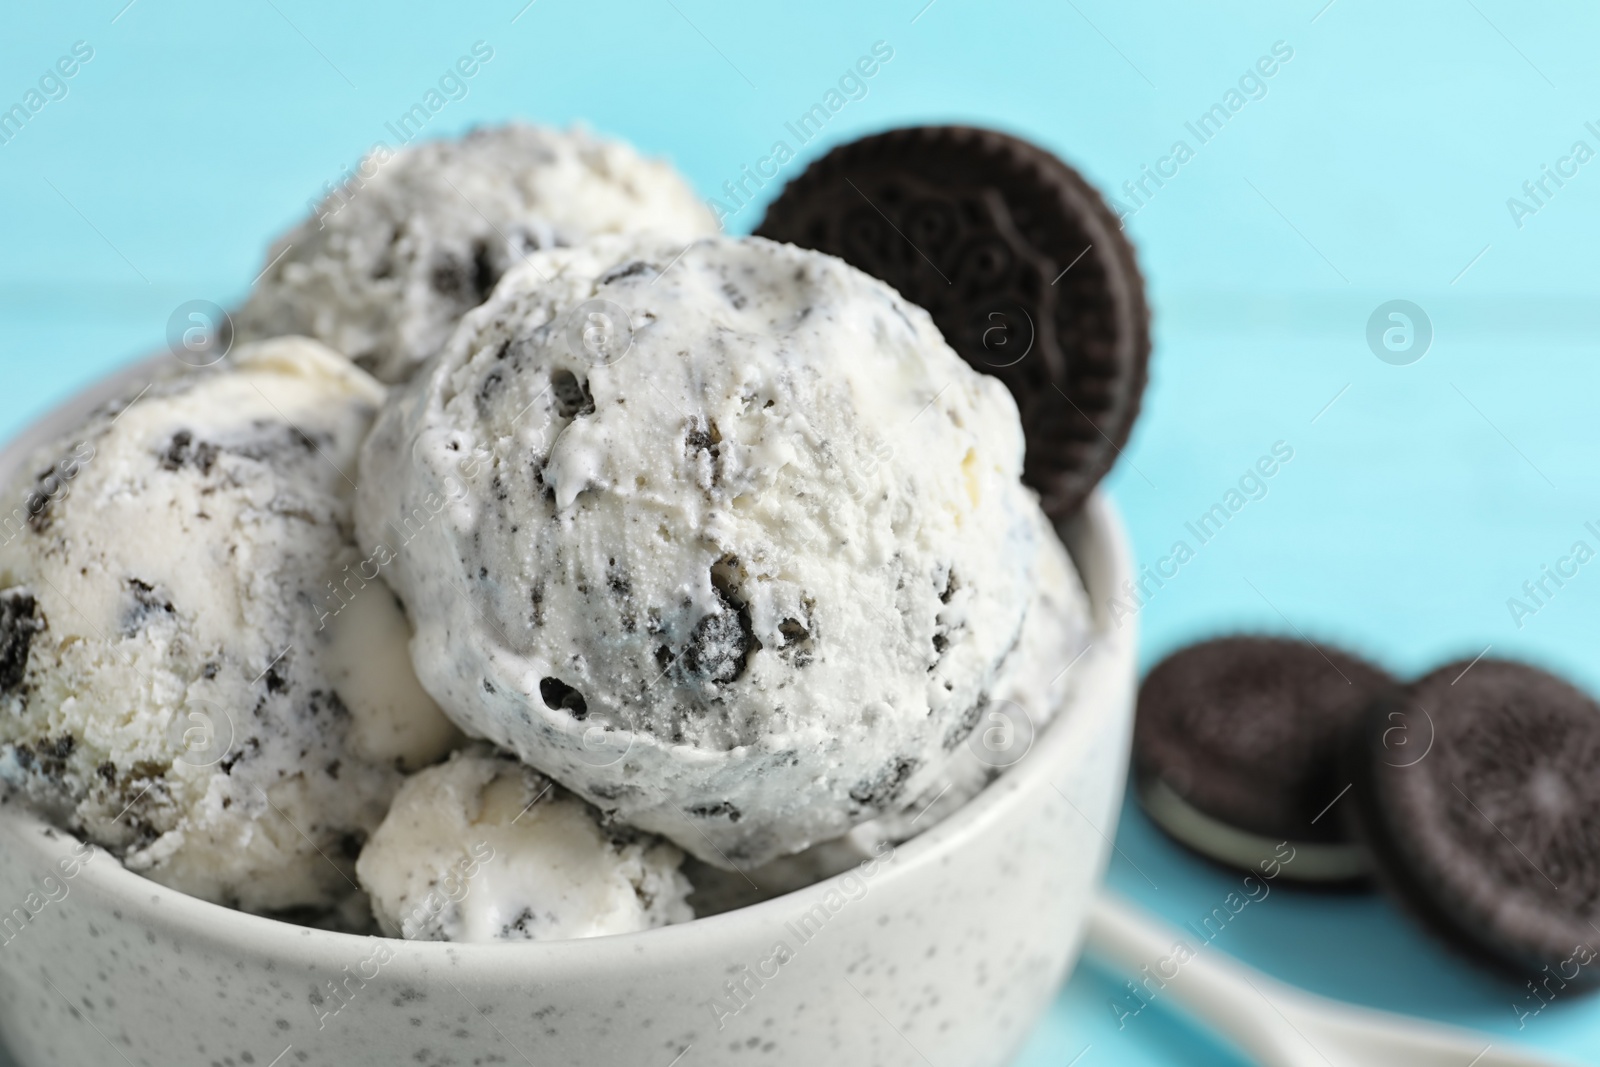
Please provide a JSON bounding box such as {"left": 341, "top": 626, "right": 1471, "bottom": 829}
{"left": 2, "top": 1, "right": 1597, "bottom": 1063}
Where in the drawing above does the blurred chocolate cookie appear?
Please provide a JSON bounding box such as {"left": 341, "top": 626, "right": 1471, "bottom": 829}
{"left": 1136, "top": 635, "right": 1395, "bottom": 881}
{"left": 1349, "top": 658, "right": 1600, "bottom": 988}
{"left": 756, "top": 125, "right": 1149, "bottom": 520}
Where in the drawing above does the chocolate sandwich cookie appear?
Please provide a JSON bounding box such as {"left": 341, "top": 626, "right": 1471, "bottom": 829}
{"left": 1349, "top": 658, "right": 1600, "bottom": 988}
{"left": 755, "top": 125, "right": 1149, "bottom": 520}
{"left": 1135, "top": 636, "right": 1395, "bottom": 882}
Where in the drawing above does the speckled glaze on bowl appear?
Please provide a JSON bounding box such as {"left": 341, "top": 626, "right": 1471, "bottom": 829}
{"left": 0, "top": 355, "right": 1137, "bottom": 1067}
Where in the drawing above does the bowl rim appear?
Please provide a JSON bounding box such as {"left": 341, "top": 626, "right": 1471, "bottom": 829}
{"left": 0, "top": 350, "right": 1137, "bottom": 968}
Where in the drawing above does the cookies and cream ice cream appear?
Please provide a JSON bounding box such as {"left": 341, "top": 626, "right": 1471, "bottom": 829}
{"left": 0, "top": 339, "right": 458, "bottom": 914}
{"left": 236, "top": 124, "right": 719, "bottom": 383}
{"left": 689, "top": 507, "right": 1091, "bottom": 911}
{"left": 357, "top": 745, "right": 692, "bottom": 941}
{"left": 0, "top": 117, "right": 1124, "bottom": 948}
{"left": 846, "top": 503, "right": 1091, "bottom": 839}
{"left": 357, "top": 233, "right": 1062, "bottom": 869}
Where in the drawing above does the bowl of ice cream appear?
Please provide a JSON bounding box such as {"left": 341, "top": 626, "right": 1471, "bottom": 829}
{"left": 0, "top": 346, "right": 1135, "bottom": 1066}
{"left": 0, "top": 345, "right": 1133, "bottom": 1061}
{"left": 0, "top": 122, "right": 1146, "bottom": 1067}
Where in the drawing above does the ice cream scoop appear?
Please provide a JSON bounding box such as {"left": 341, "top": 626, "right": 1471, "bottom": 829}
{"left": 0, "top": 338, "right": 458, "bottom": 915}
{"left": 236, "top": 123, "right": 719, "bottom": 383}
{"left": 357, "top": 233, "right": 1062, "bottom": 868}
{"left": 357, "top": 744, "right": 692, "bottom": 942}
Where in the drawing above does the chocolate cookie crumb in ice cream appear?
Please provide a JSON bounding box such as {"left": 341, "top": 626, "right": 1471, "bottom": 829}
{"left": 237, "top": 124, "right": 719, "bottom": 383}
{"left": 0, "top": 338, "right": 459, "bottom": 914}
{"left": 357, "top": 233, "right": 1065, "bottom": 868}
{"left": 357, "top": 744, "right": 692, "bottom": 942}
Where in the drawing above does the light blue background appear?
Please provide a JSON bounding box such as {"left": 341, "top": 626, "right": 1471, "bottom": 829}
{"left": 3, "top": 1, "right": 1598, "bottom": 1064}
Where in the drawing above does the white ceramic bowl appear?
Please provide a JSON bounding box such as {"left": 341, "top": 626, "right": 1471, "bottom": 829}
{"left": 0, "top": 356, "right": 1137, "bottom": 1067}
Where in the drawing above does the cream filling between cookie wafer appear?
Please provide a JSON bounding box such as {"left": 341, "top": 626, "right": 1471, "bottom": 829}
{"left": 1139, "top": 776, "right": 1370, "bottom": 882}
